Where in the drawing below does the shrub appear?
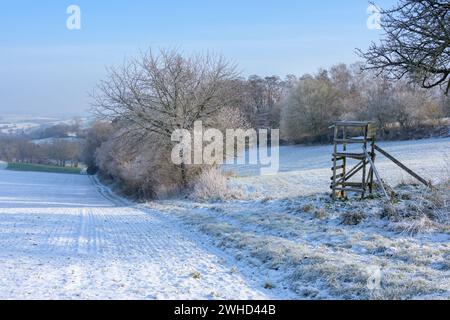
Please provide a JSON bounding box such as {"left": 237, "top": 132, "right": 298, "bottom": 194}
{"left": 381, "top": 203, "right": 399, "bottom": 220}
{"left": 95, "top": 128, "right": 182, "bottom": 200}
{"left": 301, "top": 204, "right": 315, "bottom": 213}
{"left": 314, "top": 208, "right": 328, "bottom": 220}
{"left": 190, "top": 167, "right": 243, "bottom": 201}
{"left": 390, "top": 216, "right": 437, "bottom": 236}
{"left": 342, "top": 211, "right": 366, "bottom": 225}
{"left": 382, "top": 181, "right": 449, "bottom": 235}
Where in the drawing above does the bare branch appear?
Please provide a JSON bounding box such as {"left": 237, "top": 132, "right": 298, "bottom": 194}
{"left": 358, "top": 0, "right": 450, "bottom": 95}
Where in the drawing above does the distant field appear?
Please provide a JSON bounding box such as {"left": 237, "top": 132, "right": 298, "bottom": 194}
{"left": 6, "top": 163, "right": 81, "bottom": 175}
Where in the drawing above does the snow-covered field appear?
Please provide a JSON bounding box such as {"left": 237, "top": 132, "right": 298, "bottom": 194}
{"left": 0, "top": 114, "right": 89, "bottom": 135}
{"left": 31, "top": 137, "right": 84, "bottom": 145}
{"left": 0, "top": 115, "right": 56, "bottom": 134}
{"left": 0, "top": 170, "right": 272, "bottom": 300}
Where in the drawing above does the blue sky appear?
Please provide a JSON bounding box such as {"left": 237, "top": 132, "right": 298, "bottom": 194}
{"left": 0, "top": 0, "right": 396, "bottom": 117}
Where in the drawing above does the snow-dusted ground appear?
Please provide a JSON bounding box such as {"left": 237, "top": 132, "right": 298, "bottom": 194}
{"left": 0, "top": 122, "right": 42, "bottom": 134}
{"left": 31, "top": 137, "right": 84, "bottom": 145}
{"left": 0, "top": 114, "right": 86, "bottom": 135}
{"left": 150, "top": 188, "right": 450, "bottom": 299}
{"left": 0, "top": 170, "right": 272, "bottom": 300}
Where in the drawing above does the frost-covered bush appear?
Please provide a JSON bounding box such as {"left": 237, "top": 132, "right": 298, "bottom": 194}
{"left": 190, "top": 167, "right": 242, "bottom": 201}
{"left": 95, "top": 127, "right": 183, "bottom": 199}
{"left": 341, "top": 210, "right": 366, "bottom": 225}
{"left": 390, "top": 216, "right": 437, "bottom": 236}
{"left": 383, "top": 181, "right": 449, "bottom": 235}
{"left": 314, "top": 208, "right": 328, "bottom": 220}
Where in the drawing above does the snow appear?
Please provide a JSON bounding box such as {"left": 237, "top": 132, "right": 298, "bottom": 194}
{"left": 0, "top": 122, "right": 42, "bottom": 134}
{"left": 31, "top": 137, "right": 84, "bottom": 145}
{"left": 0, "top": 170, "right": 271, "bottom": 300}
{"left": 0, "top": 161, "right": 6, "bottom": 170}
{"left": 0, "top": 114, "right": 89, "bottom": 135}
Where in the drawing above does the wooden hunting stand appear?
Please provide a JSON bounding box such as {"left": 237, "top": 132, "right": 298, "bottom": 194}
{"left": 330, "top": 121, "right": 432, "bottom": 201}
{"left": 331, "top": 121, "right": 376, "bottom": 200}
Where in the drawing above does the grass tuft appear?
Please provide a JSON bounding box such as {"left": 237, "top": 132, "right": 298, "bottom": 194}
{"left": 342, "top": 211, "right": 366, "bottom": 225}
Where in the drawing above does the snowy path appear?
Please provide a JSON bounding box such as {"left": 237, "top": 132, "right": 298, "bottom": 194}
{"left": 0, "top": 170, "right": 269, "bottom": 300}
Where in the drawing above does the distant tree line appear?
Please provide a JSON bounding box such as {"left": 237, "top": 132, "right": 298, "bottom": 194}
{"left": 280, "top": 63, "right": 449, "bottom": 143}
{"left": 0, "top": 121, "right": 84, "bottom": 167}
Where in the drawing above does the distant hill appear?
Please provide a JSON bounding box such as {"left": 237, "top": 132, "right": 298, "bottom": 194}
{"left": 0, "top": 114, "right": 91, "bottom": 137}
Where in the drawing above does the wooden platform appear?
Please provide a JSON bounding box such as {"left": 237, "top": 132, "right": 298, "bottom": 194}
{"left": 330, "top": 120, "right": 432, "bottom": 202}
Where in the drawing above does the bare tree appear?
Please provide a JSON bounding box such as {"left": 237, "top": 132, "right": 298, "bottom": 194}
{"left": 358, "top": 0, "right": 450, "bottom": 95}
{"left": 50, "top": 140, "right": 70, "bottom": 167}
{"left": 240, "top": 75, "right": 286, "bottom": 129}
{"left": 93, "top": 49, "right": 240, "bottom": 136}
{"left": 363, "top": 75, "right": 396, "bottom": 133}
{"left": 92, "top": 49, "right": 240, "bottom": 185}
{"left": 392, "top": 81, "right": 426, "bottom": 129}
{"left": 443, "top": 95, "right": 450, "bottom": 116}
{"left": 281, "top": 71, "right": 341, "bottom": 142}
{"left": 81, "top": 121, "right": 113, "bottom": 173}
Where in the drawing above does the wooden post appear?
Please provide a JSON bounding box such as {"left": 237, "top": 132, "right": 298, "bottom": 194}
{"left": 361, "top": 124, "right": 368, "bottom": 199}
{"left": 342, "top": 126, "right": 347, "bottom": 199}
{"left": 335, "top": 160, "right": 367, "bottom": 185}
{"left": 363, "top": 148, "right": 391, "bottom": 201}
{"left": 331, "top": 126, "right": 338, "bottom": 200}
{"left": 369, "top": 125, "right": 376, "bottom": 194}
